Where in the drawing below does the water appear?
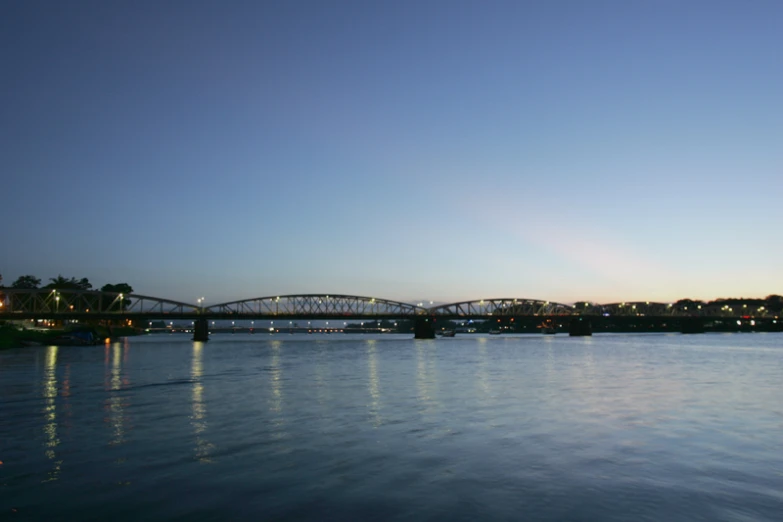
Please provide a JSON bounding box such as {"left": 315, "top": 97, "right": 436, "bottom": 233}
{"left": 2, "top": 333, "right": 783, "bottom": 521}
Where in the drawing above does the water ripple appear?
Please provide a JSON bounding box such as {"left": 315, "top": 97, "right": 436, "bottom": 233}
{"left": 1, "top": 333, "right": 783, "bottom": 521}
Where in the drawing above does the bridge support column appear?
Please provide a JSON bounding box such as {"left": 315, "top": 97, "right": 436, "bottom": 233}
{"left": 414, "top": 317, "right": 436, "bottom": 339}
{"left": 193, "top": 318, "right": 209, "bottom": 342}
{"left": 568, "top": 317, "right": 592, "bottom": 337}
{"left": 680, "top": 317, "right": 704, "bottom": 334}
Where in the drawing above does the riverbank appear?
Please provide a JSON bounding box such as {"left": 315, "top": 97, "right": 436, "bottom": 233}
{"left": 0, "top": 325, "right": 55, "bottom": 349}
{"left": 0, "top": 325, "right": 139, "bottom": 350}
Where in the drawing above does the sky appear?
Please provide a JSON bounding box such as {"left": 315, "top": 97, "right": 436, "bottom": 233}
{"left": 1, "top": 0, "right": 781, "bottom": 306}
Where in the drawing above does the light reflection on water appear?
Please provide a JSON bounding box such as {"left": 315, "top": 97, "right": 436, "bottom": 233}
{"left": 267, "top": 340, "right": 287, "bottom": 444}
{"left": 191, "top": 342, "right": 213, "bottom": 462}
{"left": 366, "top": 339, "right": 381, "bottom": 427}
{"left": 415, "top": 340, "right": 439, "bottom": 415}
{"left": 314, "top": 340, "right": 332, "bottom": 407}
{"left": 107, "top": 343, "right": 125, "bottom": 446}
{"left": 42, "top": 345, "right": 60, "bottom": 482}
{"left": 475, "top": 338, "right": 491, "bottom": 399}
{"left": 1, "top": 333, "right": 783, "bottom": 521}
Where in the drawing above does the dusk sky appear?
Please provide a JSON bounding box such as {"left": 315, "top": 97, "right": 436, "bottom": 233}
{"left": 2, "top": 1, "right": 781, "bottom": 306}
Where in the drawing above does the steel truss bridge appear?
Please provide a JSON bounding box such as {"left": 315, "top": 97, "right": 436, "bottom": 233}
{"left": 0, "top": 289, "right": 776, "bottom": 322}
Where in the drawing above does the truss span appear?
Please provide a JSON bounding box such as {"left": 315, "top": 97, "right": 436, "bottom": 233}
{"left": 0, "top": 289, "right": 199, "bottom": 318}
{"left": 428, "top": 298, "right": 575, "bottom": 318}
{"left": 204, "top": 294, "right": 428, "bottom": 319}
{"left": 600, "top": 302, "right": 676, "bottom": 317}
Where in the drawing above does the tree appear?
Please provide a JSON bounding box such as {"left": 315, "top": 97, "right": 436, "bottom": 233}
{"left": 101, "top": 283, "right": 134, "bottom": 295}
{"left": 765, "top": 295, "right": 783, "bottom": 313}
{"left": 11, "top": 275, "right": 41, "bottom": 289}
{"left": 45, "top": 275, "right": 92, "bottom": 290}
{"left": 101, "top": 283, "right": 134, "bottom": 312}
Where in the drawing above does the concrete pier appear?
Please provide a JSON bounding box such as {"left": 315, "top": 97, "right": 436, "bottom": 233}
{"left": 193, "top": 318, "right": 209, "bottom": 342}
{"left": 680, "top": 317, "right": 705, "bottom": 334}
{"left": 414, "top": 317, "right": 436, "bottom": 339}
{"left": 568, "top": 317, "right": 592, "bottom": 336}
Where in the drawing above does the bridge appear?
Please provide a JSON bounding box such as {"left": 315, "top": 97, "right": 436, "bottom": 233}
{"left": 0, "top": 289, "right": 778, "bottom": 339}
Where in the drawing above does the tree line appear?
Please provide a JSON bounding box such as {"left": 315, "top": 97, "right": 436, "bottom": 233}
{"left": 0, "top": 274, "right": 133, "bottom": 295}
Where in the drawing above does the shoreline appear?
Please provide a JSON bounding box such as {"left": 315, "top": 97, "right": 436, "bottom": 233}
{"left": 0, "top": 325, "right": 140, "bottom": 350}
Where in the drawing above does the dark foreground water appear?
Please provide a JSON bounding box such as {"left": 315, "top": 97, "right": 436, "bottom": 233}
{"left": 2, "top": 333, "right": 783, "bottom": 521}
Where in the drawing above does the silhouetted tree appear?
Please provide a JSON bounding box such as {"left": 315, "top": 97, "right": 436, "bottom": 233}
{"left": 11, "top": 275, "right": 41, "bottom": 289}
{"left": 101, "top": 283, "right": 134, "bottom": 311}
{"left": 45, "top": 275, "right": 92, "bottom": 290}
{"left": 765, "top": 295, "right": 783, "bottom": 313}
{"left": 100, "top": 283, "right": 134, "bottom": 295}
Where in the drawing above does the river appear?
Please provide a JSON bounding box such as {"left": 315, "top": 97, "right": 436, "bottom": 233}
{"left": 1, "top": 333, "right": 782, "bottom": 521}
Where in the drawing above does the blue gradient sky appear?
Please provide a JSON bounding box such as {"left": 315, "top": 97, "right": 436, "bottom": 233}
{"left": 2, "top": 1, "right": 781, "bottom": 305}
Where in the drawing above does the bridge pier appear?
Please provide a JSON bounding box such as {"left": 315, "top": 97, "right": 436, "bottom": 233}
{"left": 193, "top": 318, "right": 209, "bottom": 342}
{"left": 568, "top": 317, "right": 592, "bottom": 336}
{"left": 680, "top": 317, "right": 704, "bottom": 334}
{"left": 414, "top": 317, "right": 436, "bottom": 339}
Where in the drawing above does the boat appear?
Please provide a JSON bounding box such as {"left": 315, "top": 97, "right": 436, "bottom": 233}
{"left": 540, "top": 319, "right": 557, "bottom": 335}
{"left": 440, "top": 330, "right": 456, "bottom": 337}
{"left": 488, "top": 329, "right": 501, "bottom": 335}
{"left": 51, "top": 334, "right": 99, "bottom": 346}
